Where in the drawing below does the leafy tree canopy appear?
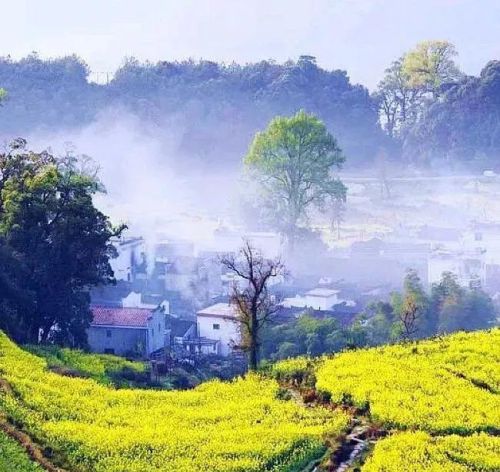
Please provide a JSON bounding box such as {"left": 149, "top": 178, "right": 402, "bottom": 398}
{"left": 244, "top": 110, "right": 346, "bottom": 245}
{"left": 0, "top": 139, "right": 124, "bottom": 346}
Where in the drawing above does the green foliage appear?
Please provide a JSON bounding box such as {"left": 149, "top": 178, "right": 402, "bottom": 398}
{"left": 402, "top": 40, "right": 462, "bottom": 95}
{"left": 261, "top": 313, "right": 351, "bottom": 361}
{"left": 0, "top": 140, "right": 124, "bottom": 346}
{"left": 431, "top": 272, "right": 497, "bottom": 333}
{"left": 376, "top": 39, "right": 463, "bottom": 152}
{"left": 244, "top": 110, "right": 346, "bottom": 243}
{"left": 24, "top": 345, "right": 148, "bottom": 387}
{"left": 0, "top": 430, "right": 43, "bottom": 471}
{"left": 0, "top": 54, "right": 384, "bottom": 167}
{"left": 360, "top": 270, "right": 496, "bottom": 347}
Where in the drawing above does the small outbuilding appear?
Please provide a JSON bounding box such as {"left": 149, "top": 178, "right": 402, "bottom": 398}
{"left": 88, "top": 306, "right": 165, "bottom": 358}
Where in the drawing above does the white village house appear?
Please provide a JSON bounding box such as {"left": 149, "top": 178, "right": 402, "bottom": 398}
{"left": 282, "top": 288, "right": 342, "bottom": 311}
{"left": 88, "top": 306, "right": 165, "bottom": 357}
{"left": 109, "top": 237, "right": 145, "bottom": 282}
{"left": 122, "top": 291, "right": 170, "bottom": 314}
{"left": 196, "top": 303, "right": 241, "bottom": 357}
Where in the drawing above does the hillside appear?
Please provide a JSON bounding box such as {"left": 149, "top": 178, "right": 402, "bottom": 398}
{"left": 0, "top": 55, "right": 385, "bottom": 170}
{"left": 0, "top": 329, "right": 498, "bottom": 471}
{"left": 0, "top": 333, "right": 348, "bottom": 472}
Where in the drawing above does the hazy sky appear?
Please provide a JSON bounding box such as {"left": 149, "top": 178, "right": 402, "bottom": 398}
{"left": 1, "top": 0, "right": 499, "bottom": 89}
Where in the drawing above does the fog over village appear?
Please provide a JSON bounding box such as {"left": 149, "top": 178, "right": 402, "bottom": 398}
{"left": 0, "top": 2, "right": 498, "bottom": 471}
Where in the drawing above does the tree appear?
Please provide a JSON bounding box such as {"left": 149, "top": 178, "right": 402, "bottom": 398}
{"left": 376, "top": 41, "right": 463, "bottom": 144}
{"left": 361, "top": 301, "right": 395, "bottom": 345}
{"left": 402, "top": 60, "right": 500, "bottom": 165}
{"left": 430, "top": 271, "right": 464, "bottom": 333}
{"left": 244, "top": 110, "right": 346, "bottom": 247}
{"left": 375, "top": 58, "right": 423, "bottom": 137}
{"left": 397, "top": 293, "right": 420, "bottom": 340}
{"left": 0, "top": 88, "right": 6, "bottom": 104}
{"left": 220, "top": 241, "right": 285, "bottom": 370}
{"left": 328, "top": 197, "right": 345, "bottom": 239}
{"left": 462, "top": 288, "right": 497, "bottom": 331}
{"left": 0, "top": 139, "right": 124, "bottom": 345}
{"left": 402, "top": 40, "right": 462, "bottom": 98}
{"left": 375, "top": 147, "right": 392, "bottom": 199}
{"left": 0, "top": 55, "right": 385, "bottom": 168}
{"left": 393, "top": 269, "right": 431, "bottom": 339}
{"left": 432, "top": 273, "right": 496, "bottom": 332}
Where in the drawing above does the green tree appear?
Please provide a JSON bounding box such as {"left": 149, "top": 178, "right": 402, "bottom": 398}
{"left": 362, "top": 301, "right": 395, "bottom": 345}
{"left": 377, "top": 41, "right": 462, "bottom": 139}
{"left": 393, "top": 269, "right": 432, "bottom": 339}
{"left": 296, "top": 313, "right": 340, "bottom": 356}
{"left": 431, "top": 271, "right": 464, "bottom": 333}
{"left": 462, "top": 288, "right": 497, "bottom": 331}
{"left": 275, "top": 341, "right": 300, "bottom": 360}
{"left": 0, "top": 139, "right": 124, "bottom": 346}
{"left": 432, "top": 273, "right": 496, "bottom": 332}
{"left": 244, "top": 110, "right": 346, "bottom": 247}
{"left": 0, "top": 88, "right": 6, "bottom": 104}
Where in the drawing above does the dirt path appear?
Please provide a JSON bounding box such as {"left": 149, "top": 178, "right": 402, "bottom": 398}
{"left": 0, "top": 378, "right": 69, "bottom": 472}
{"left": 276, "top": 377, "right": 385, "bottom": 472}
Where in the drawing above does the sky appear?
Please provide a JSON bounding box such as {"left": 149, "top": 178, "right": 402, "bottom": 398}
{"left": 1, "top": 0, "right": 499, "bottom": 89}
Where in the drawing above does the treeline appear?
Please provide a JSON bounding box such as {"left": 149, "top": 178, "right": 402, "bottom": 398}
{"left": 375, "top": 40, "right": 500, "bottom": 167}
{"left": 1, "top": 44, "right": 499, "bottom": 168}
{"left": 262, "top": 270, "right": 497, "bottom": 361}
{"left": 0, "top": 53, "right": 383, "bottom": 168}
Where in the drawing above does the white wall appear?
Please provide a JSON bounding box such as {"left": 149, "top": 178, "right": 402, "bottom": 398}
{"left": 147, "top": 311, "right": 166, "bottom": 354}
{"left": 282, "top": 293, "right": 340, "bottom": 310}
{"left": 111, "top": 239, "right": 144, "bottom": 281}
{"left": 197, "top": 315, "right": 240, "bottom": 357}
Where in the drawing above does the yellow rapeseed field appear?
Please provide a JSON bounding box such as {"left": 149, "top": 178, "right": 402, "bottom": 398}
{"left": 362, "top": 432, "right": 500, "bottom": 472}
{"left": 0, "top": 333, "right": 349, "bottom": 472}
{"left": 316, "top": 329, "right": 500, "bottom": 434}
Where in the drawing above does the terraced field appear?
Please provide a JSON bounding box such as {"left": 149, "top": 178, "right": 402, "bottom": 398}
{"left": 0, "top": 329, "right": 497, "bottom": 471}
{"left": 315, "top": 329, "right": 500, "bottom": 470}
{"left": 0, "top": 333, "right": 348, "bottom": 472}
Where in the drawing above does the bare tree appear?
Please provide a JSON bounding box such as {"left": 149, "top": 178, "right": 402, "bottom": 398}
{"left": 220, "top": 241, "right": 286, "bottom": 370}
{"left": 399, "top": 293, "right": 420, "bottom": 341}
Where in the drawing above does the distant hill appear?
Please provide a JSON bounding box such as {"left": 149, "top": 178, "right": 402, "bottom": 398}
{"left": 0, "top": 54, "right": 388, "bottom": 169}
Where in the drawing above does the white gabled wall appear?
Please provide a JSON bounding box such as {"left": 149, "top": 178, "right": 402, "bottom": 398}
{"left": 197, "top": 315, "right": 240, "bottom": 357}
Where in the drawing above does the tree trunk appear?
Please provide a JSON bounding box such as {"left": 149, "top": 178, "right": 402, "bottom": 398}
{"left": 248, "top": 311, "right": 259, "bottom": 371}
{"left": 248, "top": 345, "right": 258, "bottom": 371}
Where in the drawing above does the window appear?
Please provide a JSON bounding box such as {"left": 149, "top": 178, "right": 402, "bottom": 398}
{"left": 106, "top": 329, "right": 112, "bottom": 338}
{"left": 104, "top": 348, "right": 115, "bottom": 355}
{"left": 213, "top": 323, "right": 220, "bottom": 330}
{"left": 158, "top": 323, "right": 161, "bottom": 332}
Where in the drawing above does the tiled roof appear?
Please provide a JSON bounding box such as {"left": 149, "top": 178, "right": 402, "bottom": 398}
{"left": 91, "top": 306, "right": 153, "bottom": 328}
{"left": 197, "top": 303, "right": 238, "bottom": 319}
{"left": 307, "top": 288, "right": 340, "bottom": 297}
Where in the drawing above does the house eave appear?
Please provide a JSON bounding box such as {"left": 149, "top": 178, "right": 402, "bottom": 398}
{"left": 89, "top": 324, "right": 149, "bottom": 330}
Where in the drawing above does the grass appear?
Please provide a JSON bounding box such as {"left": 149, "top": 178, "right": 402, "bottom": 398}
{"left": 24, "top": 344, "right": 149, "bottom": 388}
{"left": 0, "top": 430, "right": 43, "bottom": 472}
